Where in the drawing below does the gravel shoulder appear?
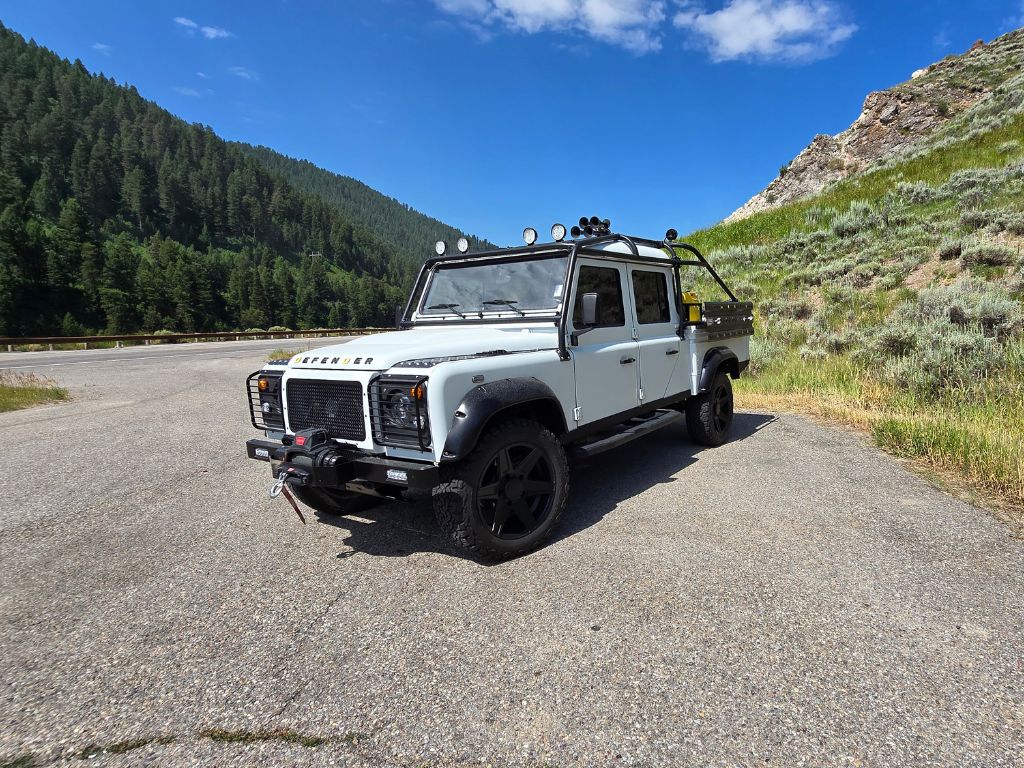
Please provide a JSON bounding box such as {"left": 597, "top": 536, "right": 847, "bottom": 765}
{"left": 1, "top": 349, "right": 1021, "bottom": 767}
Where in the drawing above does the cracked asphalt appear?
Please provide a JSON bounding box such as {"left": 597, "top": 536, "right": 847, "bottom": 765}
{"left": 1, "top": 341, "right": 1022, "bottom": 767}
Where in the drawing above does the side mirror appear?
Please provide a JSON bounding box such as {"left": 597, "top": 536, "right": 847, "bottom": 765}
{"left": 581, "top": 292, "right": 600, "bottom": 327}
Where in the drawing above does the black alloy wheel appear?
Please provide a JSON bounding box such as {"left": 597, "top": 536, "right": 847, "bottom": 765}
{"left": 476, "top": 442, "right": 556, "bottom": 539}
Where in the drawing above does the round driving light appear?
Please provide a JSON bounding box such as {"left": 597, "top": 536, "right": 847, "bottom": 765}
{"left": 665, "top": 228, "right": 678, "bottom": 241}
{"left": 262, "top": 402, "right": 272, "bottom": 414}
{"left": 570, "top": 225, "right": 582, "bottom": 238}
{"left": 523, "top": 227, "right": 538, "bottom": 246}
{"left": 551, "top": 223, "right": 567, "bottom": 242}
{"left": 435, "top": 240, "right": 447, "bottom": 256}
{"left": 456, "top": 236, "right": 469, "bottom": 253}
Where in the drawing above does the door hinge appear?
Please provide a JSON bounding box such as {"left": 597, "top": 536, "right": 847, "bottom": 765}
{"left": 573, "top": 406, "right": 582, "bottom": 422}
{"left": 639, "top": 388, "right": 644, "bottom": 401}
{"left": 631, "top": 327, "right": 639, "bottom": 340}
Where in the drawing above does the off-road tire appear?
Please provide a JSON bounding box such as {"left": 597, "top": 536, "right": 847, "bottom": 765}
{"left": 291, "top": 485, "right": 380, "bottom": 515}
{"left": 432, "top": 418, "right": 569, "bottom": 560}
{"left": 686, "top": 371, "right": 734, "bottom": 446}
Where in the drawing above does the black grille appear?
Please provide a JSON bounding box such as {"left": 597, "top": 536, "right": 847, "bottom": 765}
{"left": 286, "top": 379, "right": 366, "bottom": 441}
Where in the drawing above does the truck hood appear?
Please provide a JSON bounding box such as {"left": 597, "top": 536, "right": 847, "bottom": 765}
{"left": 288, "top": 325, "right": 558, "bottom": 371}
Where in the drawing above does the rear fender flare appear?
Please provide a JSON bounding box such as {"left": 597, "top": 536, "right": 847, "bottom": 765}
{"left": 698, "top": 347, "right": 741, "bottom": 393}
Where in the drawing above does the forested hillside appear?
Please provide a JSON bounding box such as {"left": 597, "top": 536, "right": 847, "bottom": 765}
{"left": 237, "top": 144, "right": 494, "bottom": 264}
{"left": 0, "top": 22, "right": 462, "bottom": 337}
{"left": 686, "top": 29, "right": 1024, "bottom": 509}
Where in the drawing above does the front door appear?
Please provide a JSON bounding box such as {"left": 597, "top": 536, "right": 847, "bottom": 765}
{"left": 567, "top": 259, "right": 640, "bottom": 427}
{"left": 629, "top": 266, "right": 683, "bottom": 403}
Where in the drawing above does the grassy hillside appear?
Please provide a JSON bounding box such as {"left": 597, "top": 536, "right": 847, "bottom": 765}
{"left": 237, "top": 144, "right": 494, "bottom": 265}
{"left": 685, "top": 62, "right": 1024, "bottom": 508}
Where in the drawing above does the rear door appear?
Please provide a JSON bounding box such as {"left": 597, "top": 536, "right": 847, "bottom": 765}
{"left": 567, "top": 259, "right": 640, "bottom": 427}
{"left": 629, "top": 267, "right": 683, "bottom": 403}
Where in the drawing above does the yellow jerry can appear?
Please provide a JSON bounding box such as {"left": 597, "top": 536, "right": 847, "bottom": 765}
{"left": 681, "top": 291, "right": 702, "bottom": 323}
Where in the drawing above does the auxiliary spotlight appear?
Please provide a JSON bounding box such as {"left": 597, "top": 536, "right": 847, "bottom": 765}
{"left": 523, "top": 227, "right": 538, "bottom": 246}
{"left": 570, "top": 225, "right": 582, "bottom": 238}
{"left": 457, "top": 236, "right": 470, "bottom": 253}
{"left": 665, "top": 228, "right": 678, "bottom": 241}
{"left": 435, "top": 240, "right": 447, "bottom": 256}
{"left": 551, "top": 223, "right": 567, "bottom": 242}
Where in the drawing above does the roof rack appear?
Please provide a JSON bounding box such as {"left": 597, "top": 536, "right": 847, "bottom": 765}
{"left": 400, "top": 231, "right": 740, "bottom": 361}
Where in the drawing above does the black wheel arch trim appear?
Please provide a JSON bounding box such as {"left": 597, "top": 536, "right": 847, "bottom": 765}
{"left": 698, "top": 347, "right": 743, "bottom": 392}
{"left": 441, "top": 377, "right": 567, "bottom": 463}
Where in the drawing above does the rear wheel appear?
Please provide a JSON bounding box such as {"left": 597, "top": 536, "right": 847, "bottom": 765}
{"left": 432, "top": 418, "right": 569, "bottom": 560}
{"left": 686, "top": 371, "right": 734, "bottom": 446}
{"left": 291, "top": 485, "right": 380, "bottom": 515}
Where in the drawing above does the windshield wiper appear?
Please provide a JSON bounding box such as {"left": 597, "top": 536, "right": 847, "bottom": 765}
{"left": 427, "top": 303, "right": 466, "bottom": 318}
{"left": 482, "top": 298, "right": 526, "bottom": 316}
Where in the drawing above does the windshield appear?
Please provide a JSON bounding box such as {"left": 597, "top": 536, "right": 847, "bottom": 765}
{"left": 420, "top": 254, "right": 568, "bottom": 316}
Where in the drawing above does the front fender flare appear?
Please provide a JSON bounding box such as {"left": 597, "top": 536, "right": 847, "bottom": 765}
{"left": 440, "top": 377, "right": 565, "bottom": 463}
{"left": 698, "top": 347, "right": 741, "bottom": 392}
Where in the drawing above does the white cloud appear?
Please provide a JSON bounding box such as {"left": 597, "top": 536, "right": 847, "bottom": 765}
{"left": 92, "top": 42, "right": 113, "bottom": 56}
{"left": 674, "top": 1, "right": 857, "bottom": 62}
{"left": 201, "top": 25, "right": 233, "bottom": 39}
{"left": 433, "top": 0, "right": 667, "bottom": 52}
{"left": 174, "top": 16, "right": 233, "bottom": 39}
{"left": 196, "top": 71, "right": 209, "bottom": 79}
{"left": 228, "top": 66, "right": 259, "bottom": 81}
{"left": 173, "top": 86, "right": 201, "bottom": 97}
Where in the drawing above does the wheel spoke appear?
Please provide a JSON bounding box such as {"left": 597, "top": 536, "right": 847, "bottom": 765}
{"left": 511, "top": 499, "right": 536, "bottom": 530}
{"left": 491, "top": 499, "right": 511, "bottom": 533}
{"left": 522, "top": 479, "right": 554, "bottom": 497}
{"left": 478, "top": 482, "right": 500, "bottom": 501}
{"left": 497, "top": 448, "right": 513, "bottom": 477}
{"left": 515, "top": 448, "right": 543, "bottom": 476}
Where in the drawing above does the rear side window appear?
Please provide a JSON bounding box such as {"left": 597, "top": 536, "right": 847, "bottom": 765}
{"left": 573, "top": 266, "right": 624, "bottom": 327}
{"left": 632, "top": 270, "right": 671, "bottom": 324}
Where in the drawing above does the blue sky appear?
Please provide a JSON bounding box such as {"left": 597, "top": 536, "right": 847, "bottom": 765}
{"left": 2, "top": 1, "right": 1023, "bottom": 246}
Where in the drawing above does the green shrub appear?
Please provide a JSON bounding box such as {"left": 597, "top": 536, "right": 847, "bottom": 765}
{"left": 894, "top": 180, "right": 939, "bottom": 205}
{"left": 962, "top": 241, "right": 1015, "bottom": 266}
{"left": 805, "top": 206, "right": 837, "bottom": 227}
{"left": 937, "top": 238, "right": 962, "bottom": 260}
{"left": 243, "top": 327, "right": 267, "bottom": 334}
{"left": 831, "top": 201, "right": 880, "bottom": 238}
{"left": 997, "top": 140, "right": 1021, "bottom": 155}
{"left": 268, "top": 326, "right": 292, "bottom": 333}
{"left": 959, "top": 208, "right": 995, "bottom": 230}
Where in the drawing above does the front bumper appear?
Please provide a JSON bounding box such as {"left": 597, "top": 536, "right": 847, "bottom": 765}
{"left": 246, "top": 438, "right": 439, "bottom": 494}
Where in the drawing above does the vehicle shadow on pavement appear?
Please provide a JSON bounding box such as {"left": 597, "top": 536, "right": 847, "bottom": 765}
{"left": 314, "top": 411, "right": 776, "bottom": 563}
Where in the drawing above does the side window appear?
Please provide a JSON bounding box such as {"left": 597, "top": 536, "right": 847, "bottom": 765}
{"left": 573, "top": 265, "right": 625, "bottom": 327}
{"left": 632, "top": 270, "right": 671, "bottom": 324}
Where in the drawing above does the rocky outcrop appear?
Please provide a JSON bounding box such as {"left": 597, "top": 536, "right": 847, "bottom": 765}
{"left": 724, "top": 28, "right": 1024, "bottom": 223}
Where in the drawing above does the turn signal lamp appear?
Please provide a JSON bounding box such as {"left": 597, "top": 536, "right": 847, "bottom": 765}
{"left": 410, "top": 384, "right": 425, "bottom": 399}
{"left": 257, "top": 377, "right": 269, "bottom": 392}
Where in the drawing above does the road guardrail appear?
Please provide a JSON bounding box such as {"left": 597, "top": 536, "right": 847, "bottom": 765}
{"left": 1, "top": 328, "right": 383, "bottom": 352}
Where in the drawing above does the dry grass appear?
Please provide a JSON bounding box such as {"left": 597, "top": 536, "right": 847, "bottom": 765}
{"left": 0, "top": 371, "right": 68, "bottom": 413}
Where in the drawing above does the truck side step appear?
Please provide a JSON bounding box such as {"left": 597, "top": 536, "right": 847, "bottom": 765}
{"left": 574, "top": 409, "right": 683, "bottom": 459}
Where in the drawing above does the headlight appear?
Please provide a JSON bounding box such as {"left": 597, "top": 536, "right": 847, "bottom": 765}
{"left": 371, "top": 375, "right": 431, "bottom": 448}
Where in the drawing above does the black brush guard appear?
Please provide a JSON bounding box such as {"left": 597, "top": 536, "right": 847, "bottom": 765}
{"left": 246, "top": 428, "right": 438, "bottom": 495}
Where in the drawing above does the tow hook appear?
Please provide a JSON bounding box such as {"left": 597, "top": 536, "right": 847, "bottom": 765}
{"left": 269, "top": 469, "right": 306, "bottom": 524}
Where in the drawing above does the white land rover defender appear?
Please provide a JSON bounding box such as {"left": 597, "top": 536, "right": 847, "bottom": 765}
{"left": 246, "top": 219, "right": 753, "bottom": 559}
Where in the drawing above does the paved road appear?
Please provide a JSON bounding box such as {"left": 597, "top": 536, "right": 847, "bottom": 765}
{"left": 1, "top": 347, "right": 1021, "bottom": 767}
{"left": 0, "top": 337, "right": 338, "bottom": 370}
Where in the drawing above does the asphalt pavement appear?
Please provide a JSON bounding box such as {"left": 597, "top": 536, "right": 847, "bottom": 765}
{"left": 1, "top": 344, "right": 1021, "bottom": 767}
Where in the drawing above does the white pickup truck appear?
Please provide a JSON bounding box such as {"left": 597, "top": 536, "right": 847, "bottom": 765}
{"left": 246, "top": 220, "right": 753, "bottom": 559}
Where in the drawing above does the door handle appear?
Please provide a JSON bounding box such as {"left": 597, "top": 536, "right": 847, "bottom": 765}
{"left": 620, "top": 356, "right": 635, "bottom": 365}
{"left": 665, "top": 349, "right": 679, "bottom": 356}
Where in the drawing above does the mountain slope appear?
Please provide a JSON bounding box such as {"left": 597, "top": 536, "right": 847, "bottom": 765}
{"left": 728, "top": 29, "right": 1024, "bottom": 222}
{"left": 685, "top": 28, "right": 1024, "bottom": 512}
{"left": 237, "top": 144, "right": 494, "bottom": 264}
{"left": 0, "top": 21, "right": 471, "bottom": 336}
